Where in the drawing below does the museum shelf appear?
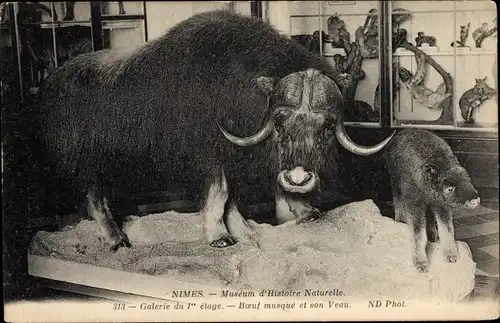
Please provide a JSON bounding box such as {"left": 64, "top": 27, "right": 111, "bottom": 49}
{"left": 37, "top": 20, "right": 143, "bottom": 30}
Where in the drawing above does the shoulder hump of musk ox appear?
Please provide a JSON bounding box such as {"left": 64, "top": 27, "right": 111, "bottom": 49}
{"left": 39, "top": 10, "right": 335, "bottom": 95}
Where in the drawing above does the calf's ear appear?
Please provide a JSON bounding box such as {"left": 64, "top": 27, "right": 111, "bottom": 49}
{"left": 256, "top": 76, "right": 276, "bottom": 96}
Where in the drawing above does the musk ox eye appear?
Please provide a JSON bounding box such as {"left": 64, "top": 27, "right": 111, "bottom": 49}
{"left": 444, "top": 186, "right": 456, "bottom": 194}
{"left": 274, "top": 108, "right": 290, "bottom": 129}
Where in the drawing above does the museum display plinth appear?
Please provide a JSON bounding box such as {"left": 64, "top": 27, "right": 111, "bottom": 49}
{"left": 28, "top": 200, "right": 475, "bottom": 303}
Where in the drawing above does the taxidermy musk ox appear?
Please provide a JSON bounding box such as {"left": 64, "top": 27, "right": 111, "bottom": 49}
{"left": 385, "top": 129, "right": 480, "bottom": 273}
{"left": 34, "top": 10, "right": 394, "bottom": 251}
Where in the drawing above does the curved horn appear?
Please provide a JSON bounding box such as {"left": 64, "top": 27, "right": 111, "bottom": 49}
{"left": 218, "top": 97, "right": 274, "bottom": 147}
{"left": 334, "top": 119, "right": 395, "bottom": 156}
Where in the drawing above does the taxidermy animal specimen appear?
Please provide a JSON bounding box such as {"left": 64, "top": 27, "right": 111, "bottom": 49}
{"left": 291, "top": 30, "right": 329, "bottom": 54}
{"left": 33, "top": 11, "right": 395, "bottom": 250}
{"left": 327, "top": 14, "right": 351, "bottom": 51}
{"left": 450, "top": 23, "right": 471, "bottom": 48}
{"left": 415, "top": 32, "right": 437, "bottom": 47}
{"left": 386, "top": 129, "right": 480, "bottom": 273}
{"left": 459, "top": 77, "right": 497, "bottom": 124}
{"left": 398, "top": 52, "right": 452, "bottom": 110}
{"left": 392, "top": 28, "right": 408, "bottom": 51}
{"left": 355, "top": 9, "right": 379, "bottom": 58}
{"left": 472, "top": 18, "right": 497, "bottom": 48}
{"left": 50, "top": 1, "right": 126, "bottom": 21}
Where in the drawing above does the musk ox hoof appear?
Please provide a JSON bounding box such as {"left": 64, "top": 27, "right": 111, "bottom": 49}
{"left": 108, "top": 231, "right": 132, "bottom": 251}
{"left": 210, "top": 235, "right": 237, "bottom": 248}
{"left": 444, "top": 248, "right": 458, "bottom": 263}
{"left": 413, "top": 257, "right": 429, "bottom": 273}
{"left": 296, "top": 209, "right": 323, "bottom": 224}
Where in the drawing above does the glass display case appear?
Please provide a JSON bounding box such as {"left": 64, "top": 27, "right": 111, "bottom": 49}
{"left": 266, "top": 0, "right": 498, "bottom": 133}
{"left": 390, "top": 0, "right": 497, "bottom": 131}
{"left": 287, "top": 0, "right": 383, "bottom": 127}
{"left": 1, "top": 1, "right": 147, "bottom": 101}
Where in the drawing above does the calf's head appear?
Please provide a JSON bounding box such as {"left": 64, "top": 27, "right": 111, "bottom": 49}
{"left": 426, "top": 164, "right": 480, "bottom": 209}
{"left": 218, "top": 68, "right": 394, "bottom": 194}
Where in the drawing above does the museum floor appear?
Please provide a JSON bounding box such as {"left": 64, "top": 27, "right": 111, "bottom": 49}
{"left": 454, "top": 200, "right": 499, "bottom": 302}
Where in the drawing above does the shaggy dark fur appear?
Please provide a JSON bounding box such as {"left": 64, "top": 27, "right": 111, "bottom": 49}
{"left": 385, "top": 129, "right": 480, "bottom": 273}
{"left": 34, "top": 10, "right": 345, "bottom": 249}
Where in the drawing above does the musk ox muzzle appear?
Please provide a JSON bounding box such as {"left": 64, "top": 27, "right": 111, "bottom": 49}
{"left": 218, "top": 68, "right": 395, "bottom": 194}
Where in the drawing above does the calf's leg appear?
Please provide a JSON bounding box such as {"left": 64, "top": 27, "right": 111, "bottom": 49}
{"left": 86, "top": 188, "right": 131, "bottom": 251}
{"left": 395, "top": 199, "right": 429, "bottom": 273}
{"left": 434, "top": 206, "right": 458, "bottom": 263}
{"left": 200, "top": 169, "right": 237, "bottom": 248}
{"left": 426, "top": 207, "right": 439, "bottom": 243}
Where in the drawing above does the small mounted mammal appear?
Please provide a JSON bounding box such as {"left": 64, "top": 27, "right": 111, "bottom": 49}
{"left": 415, "top": 32, "right": 436, "bottom": 47}
{"left": 450, "top": 23, "right": 471, "bottom": 48}
{"left": 459, "top": 77, "right": 497, "bottom": 124}
{"left": 472, "top": 19, "right": 497, "bottom": 48}
{"left": 385, "top": 129, "right": 480, "bottom": 273}
{"left": 398, "top": 52, "right": 451, "bottom": 110}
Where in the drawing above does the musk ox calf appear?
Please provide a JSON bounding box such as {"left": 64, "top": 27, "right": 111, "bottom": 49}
{"left": 385, "top": 129, "right": 480, "bottom": 273}
{"left": 34, "top": 10, "right": 394, "bottom": 251}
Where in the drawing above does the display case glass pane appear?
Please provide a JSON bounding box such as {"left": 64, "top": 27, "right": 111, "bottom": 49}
{"left": 390, "top": 0, "right": 498, "bottom": 131}
{"left": 11, "top": 2, "right": 94, "bottom": 96}
{"left": 101, "top": 2, "right": 146, "bottom": 51}
{"left": 272, "top": 1, "right": 383, "bottom": 127}
{"left": 101, "top": 1, "right": 143, "bottom": 16}
{"left": 1, "top": 3, "right": 15, "bottom": 98}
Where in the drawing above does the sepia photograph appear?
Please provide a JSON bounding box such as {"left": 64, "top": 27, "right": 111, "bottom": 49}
{"left": 2, "top": 1, "right": 498, "bottom": 322}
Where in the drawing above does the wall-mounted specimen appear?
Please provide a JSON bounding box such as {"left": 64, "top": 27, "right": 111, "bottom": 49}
{"left": 472, "top": 18, "right": 497, "bottom": 48}
{"left": 459, "top": 77, "right": 497, "bottom": 124}
{"left": 399, "top": 52, "right": 452, "bottom": 110}
{"left": 415, "top": 32, "right": 437, "bottom": 47}
{"left": 450, "top": 22, "right": 471, "bottom": 48}
{"left": 355, "top": 9, "right": 379, "bottom": 58}
{"left": 327, "top": 14, "right": 351, "bottom": 50}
